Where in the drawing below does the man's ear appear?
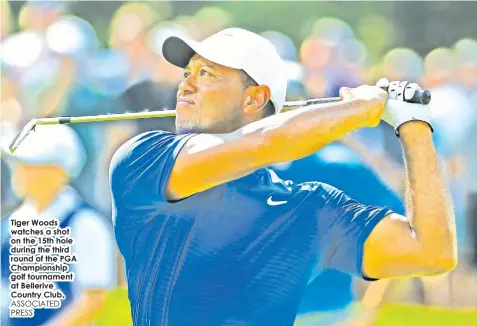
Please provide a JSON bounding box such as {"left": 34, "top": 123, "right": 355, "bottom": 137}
{"left": 243, "top": 85, "right": 271, "bottom": 115}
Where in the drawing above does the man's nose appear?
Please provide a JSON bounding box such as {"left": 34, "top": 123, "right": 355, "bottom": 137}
{"left": 178, "top": 74, "right": 197, "bottom": 96}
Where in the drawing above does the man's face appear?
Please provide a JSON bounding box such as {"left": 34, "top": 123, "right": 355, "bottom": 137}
{"left": 175, "top": 54, "right": 247, "bottom": 134}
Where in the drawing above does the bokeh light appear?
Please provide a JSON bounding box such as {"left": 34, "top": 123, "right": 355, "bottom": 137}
{"left": 193, "top": 6, "right": 232, "bottom": 39}
{"left": 0, "top": 31, "right": 45, "bottom": 68}
{"left": 357, "top": 15, "right": 396, "bottom": 58}
{"left": 312, "top": 17, "right": 355, "bottom": 46}
{"left": 109, "top": 2, "right": 156, "bottom": 48}
{"left": 46, "top": 16, "right": 98, "bottom": 57}
{"left": 261, "top": 30, "right": 298, "bottom": 62}
{"left": 382, "top": 48, "right": 424, "bottom": 81}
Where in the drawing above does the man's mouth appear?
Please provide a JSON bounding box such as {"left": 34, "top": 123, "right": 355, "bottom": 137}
{"left": 176, "top": 97, "right": 195, "bottom": 107}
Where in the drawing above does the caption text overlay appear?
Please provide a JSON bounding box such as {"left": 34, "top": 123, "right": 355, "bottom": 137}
{"left": 8, "top": 218, "right": 77, "bottom": 319}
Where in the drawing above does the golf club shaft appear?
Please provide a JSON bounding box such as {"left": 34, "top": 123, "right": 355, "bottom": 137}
{"left": 35, "top": 86, "right": 431, "bottom": 126}
{"left": 9, "top": 97, "right": 341, "bottom": 153}
{"left": 7, "top": 97, "right": 341, "bottom": 153}
{"left": 8, "top": 83, "right": 432, "bottom": 153}
{"left": 35, "top": 97, "right": 341, "bottom": 126}
{"left": 36, "top": 110, "right": 178, "bottom": 125}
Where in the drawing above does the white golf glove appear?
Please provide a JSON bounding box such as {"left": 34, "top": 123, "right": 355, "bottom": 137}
{"left": 377, "top": 79, "right": 433, "bottom": 136}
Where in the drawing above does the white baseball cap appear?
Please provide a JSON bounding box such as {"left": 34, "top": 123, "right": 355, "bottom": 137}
{"left": 1, "top": 124, "right": 86, "bottom": 179}
{"left": 162, "top": 27, "right": 288, "bottom": 113}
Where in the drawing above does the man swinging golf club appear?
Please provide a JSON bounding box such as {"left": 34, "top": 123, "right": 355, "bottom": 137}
{"left": 109, "top": 28, "right": 457, "bottom": 326}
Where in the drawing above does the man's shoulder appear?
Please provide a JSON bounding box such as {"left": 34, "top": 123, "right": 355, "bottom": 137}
{"left": 109, "top": 130, "right": 176, "bottom": 171}
{"left": 116, "top": 130, "right": 176, "bottom": 154}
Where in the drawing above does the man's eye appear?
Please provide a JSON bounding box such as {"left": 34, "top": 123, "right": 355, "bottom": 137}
{"left": 200, "top": 69, "right": 211, "bottom": 76}
{"left": 183, "top": 72, "right": 191, "bottom": 78}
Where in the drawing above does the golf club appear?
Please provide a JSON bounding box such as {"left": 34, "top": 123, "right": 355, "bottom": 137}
{"left": 8, "top": 81, "right": 431, "bottom": 154}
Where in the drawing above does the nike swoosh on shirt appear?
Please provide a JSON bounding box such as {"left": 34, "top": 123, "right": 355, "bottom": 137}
{"left": 267, "top": 196, "right": 287, "bottom": 206}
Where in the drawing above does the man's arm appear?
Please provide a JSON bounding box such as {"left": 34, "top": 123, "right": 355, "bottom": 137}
{"left": 363, "top": 121, "right": 458, "bottom": 279}
{"left": 167, "top": 86, "right": 386, "bottom": 201}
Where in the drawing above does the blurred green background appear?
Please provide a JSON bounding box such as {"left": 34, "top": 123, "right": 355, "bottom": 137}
{"left": 6, "top": 1, "right": 477, "bottom": 56}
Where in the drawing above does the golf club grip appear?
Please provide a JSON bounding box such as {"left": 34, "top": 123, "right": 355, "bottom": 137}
{"left": 412, "top": 89, "right": 432, "bottom": 105}
{"left": 285, "top": 86, "right": 431, "bottom": 108}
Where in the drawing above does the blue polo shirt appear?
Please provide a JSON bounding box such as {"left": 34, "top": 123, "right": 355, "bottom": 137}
{"left": 270, "top": 141, "right": 405, "bottom": 314}
{"left": 109, "top": 131, "right": 393, "bottom": 326}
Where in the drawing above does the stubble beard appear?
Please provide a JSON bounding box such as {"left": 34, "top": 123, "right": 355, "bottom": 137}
{"left": 175, "top": 119, "right": 203, "bottom": 134}
{"left": 176, "top": 112, "right": 244, "bottom": 135}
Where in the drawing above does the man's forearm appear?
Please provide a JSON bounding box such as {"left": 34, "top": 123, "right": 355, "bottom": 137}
{"left": 399, "top": 121, "right": 457, "bottom": 269}
{"left": 242, "top": 98, "right": 377, "bottom": 164}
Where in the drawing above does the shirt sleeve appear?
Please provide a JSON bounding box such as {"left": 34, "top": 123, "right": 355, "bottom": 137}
{"left": 70, "top": 209, "right": 117, "bottom": 291}
{"left": 109, "top": 130, "right": 197, "bottom": 206}
{"left": 313, "top": 183, "right": 394, "bottom": 280}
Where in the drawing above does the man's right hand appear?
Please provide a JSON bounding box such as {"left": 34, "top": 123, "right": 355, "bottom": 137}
{"left": 339, "top": 85, "right": 389, "bottom": 127}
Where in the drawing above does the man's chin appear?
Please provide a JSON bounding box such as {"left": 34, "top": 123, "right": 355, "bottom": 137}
{"left": 175, "top": 123, "right": 204, "bottom": 135}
